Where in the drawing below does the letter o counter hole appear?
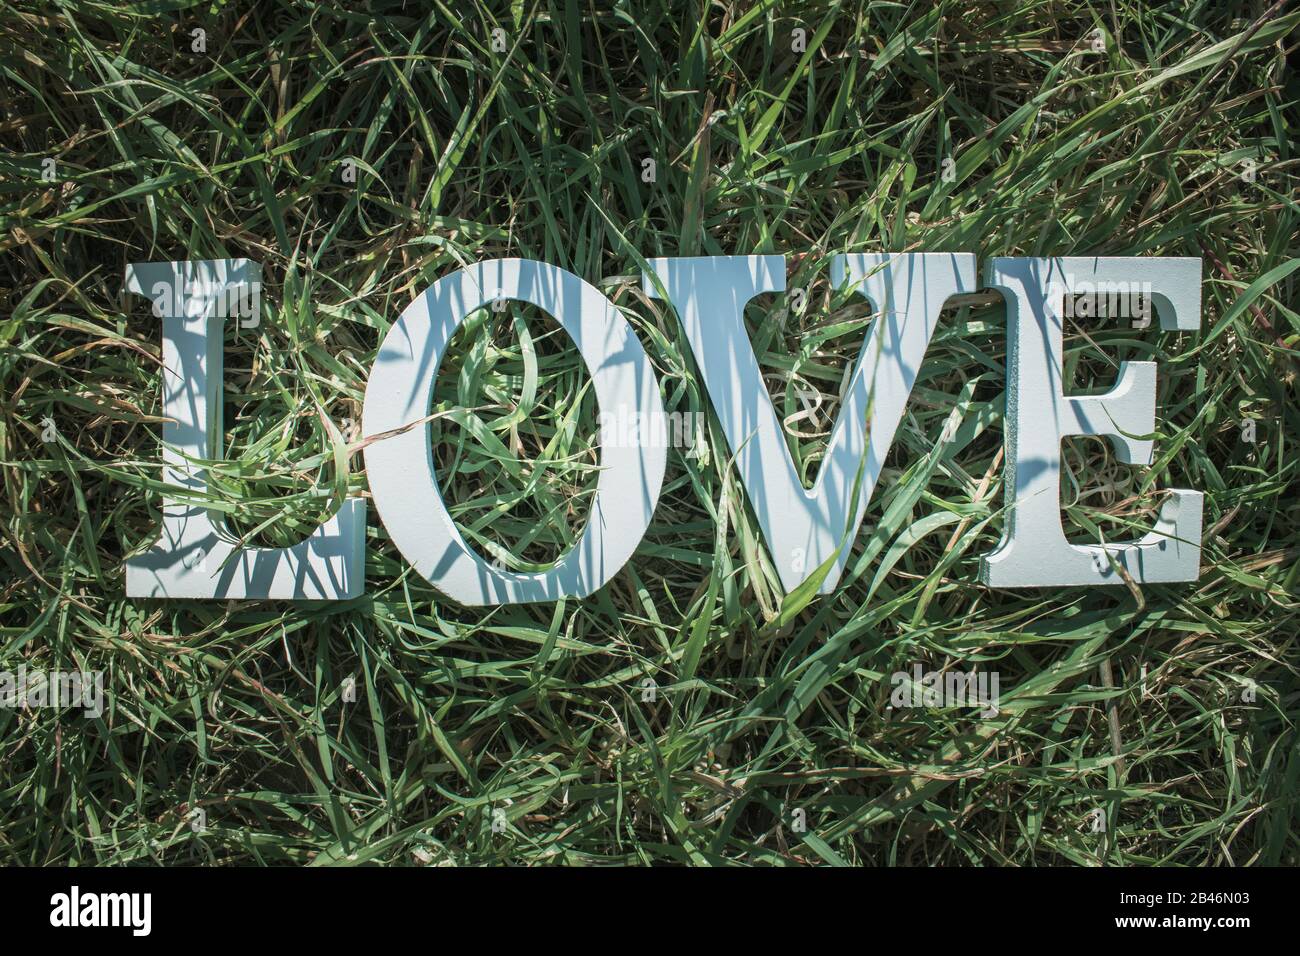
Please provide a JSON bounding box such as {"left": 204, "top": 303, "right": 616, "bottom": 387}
{"left": 430, "top": 297, "right": 599, "bottom": 569}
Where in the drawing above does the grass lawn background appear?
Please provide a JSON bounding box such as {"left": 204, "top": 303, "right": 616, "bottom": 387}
{"left": 1, "top": 0, "right": 1297, "bottom": 865}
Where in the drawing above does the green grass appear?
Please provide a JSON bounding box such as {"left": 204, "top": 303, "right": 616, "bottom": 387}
{"left": 1, "top": 0, "right": 1297, "bottom": 865}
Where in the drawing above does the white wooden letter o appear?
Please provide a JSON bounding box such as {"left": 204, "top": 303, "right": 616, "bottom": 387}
{"left": 363, "top": 259, "right": 667, "bottom": 605}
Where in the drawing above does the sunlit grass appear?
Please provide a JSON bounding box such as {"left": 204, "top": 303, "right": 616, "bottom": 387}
{"left": 0, "top": 1, "right": 1297, "bottom": 865}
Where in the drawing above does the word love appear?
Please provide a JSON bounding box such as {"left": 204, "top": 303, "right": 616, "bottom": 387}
{"left": 123, "top": 254, "right": 1203, "bottom": 606}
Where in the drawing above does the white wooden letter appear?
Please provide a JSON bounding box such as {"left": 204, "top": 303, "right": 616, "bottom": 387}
{"left": 125, "top": 259, "right": 365, "bottom": 600}
{"left": 979, "top": 257, "right": 1203, "bottom": 587}
{"left": 644, "top": 253, "right": 976, "bottom": 594}
{"left": 363, "top": 258, "right": 667, "bottom": 605}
